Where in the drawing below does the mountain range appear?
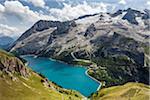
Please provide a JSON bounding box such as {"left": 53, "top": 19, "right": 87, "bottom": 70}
{"left": 10, "top": 8, "right": 150, "bottom": 87}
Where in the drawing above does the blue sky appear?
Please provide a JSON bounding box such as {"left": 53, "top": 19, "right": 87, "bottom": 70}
{"left": 0, "top": 0, "right": 149, "bottom": 38}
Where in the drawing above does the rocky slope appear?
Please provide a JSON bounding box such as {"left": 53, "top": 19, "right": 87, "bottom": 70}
{"left": 11, "top": 8, "right": 150, "bottom": 87}
{"left": 0, "top": 49, "right": 28, "bottom": 77}
{"left": 0, "top": 49, "right": 84, "bottom": 100}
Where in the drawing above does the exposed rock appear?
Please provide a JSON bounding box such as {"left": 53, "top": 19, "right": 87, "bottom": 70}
{"left": 122, "top": 8, "right": 141, "bottom": 25}
{"left": 84, "top": 23, "right": 96, "bottom": 38}
{"left": 16, "top": 20, "right": 62, "bottom": 42}
{"left": 111, "top": 9, "right": 123, "bottom": 17}
{"left": 142, "top": 9, "right": 150, "bottom": 19}
{"left": 0, "top": 50, "right": 29, "bottom": 77}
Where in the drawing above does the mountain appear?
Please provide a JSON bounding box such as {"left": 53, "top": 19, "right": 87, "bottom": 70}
{"left": 0, "top": 35, "right": 14, "bottom": 50}
{"left": 11, "top": 8, "right": 150, "bottom": 87}
{"left": 0, "top": 49, "right": 84, "bottom": 100}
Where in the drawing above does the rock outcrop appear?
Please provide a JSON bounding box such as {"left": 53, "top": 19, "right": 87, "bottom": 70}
{"left": 0, "top": 50, "right": 28, "bottom": 77}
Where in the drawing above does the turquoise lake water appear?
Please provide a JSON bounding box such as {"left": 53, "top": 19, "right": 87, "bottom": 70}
{"left": 23, "top": 55, "right": 100, "bottom": 96}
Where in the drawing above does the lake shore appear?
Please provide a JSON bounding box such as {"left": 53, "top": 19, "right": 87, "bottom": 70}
{"left": 50, "top": 57, "right": 102, "bottom": 91}
{"left": 85, "top": 68, "right": 101, "bottom": 91}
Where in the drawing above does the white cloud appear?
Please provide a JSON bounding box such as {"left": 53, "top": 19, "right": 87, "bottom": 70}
{"left": 3, "top": 0, "right": 51, "bottom": 22}
{"left": 0, "top": 1, "right": 55, "bottom": 37}
{"left": 0, "top": 4, "right": 5, "bottom": 12}
{"left": 4, "top": 1, "right": 38, "bottom": 22}
{"left": 147, "top": 1, "right": 150, "bottom": 5}
{"left": 28, "top": 0, "right": 45, "bottom": 8}
{"left": 146, "top": 1, "right": 150, "bottom": 9}
{"left": 0, "top": 24, "right": 19, "bottom": 37}
{"left": 49, "top": 2, "right": 109, "bottom": 21}
{"left": 55, "top": 0, "right": 65, "bottom": 2}
{"left": 118, "top": 0, "right": 126, "bottom": 5}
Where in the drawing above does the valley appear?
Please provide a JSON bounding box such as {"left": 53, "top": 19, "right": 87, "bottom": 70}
{"left": 0, "top": 49, "right": 84, "bottom": 100}
{"left": 11, "top": 8, "right": 150, "bottom": 87}
{"left": 0, "top": 7, "right": 150, "bottom": 100}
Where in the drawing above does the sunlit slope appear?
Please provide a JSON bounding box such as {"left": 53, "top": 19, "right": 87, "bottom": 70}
{"left": 91, "top": 82, "right": 150, "bottom": 100}
{"left": 0, "top": 49, "right": 84, "bottom": 100}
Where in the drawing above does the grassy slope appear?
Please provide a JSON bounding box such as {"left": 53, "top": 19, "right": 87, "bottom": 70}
{"left": 0, "top": 49, "right": 83, "bottom": 100}
{"left": 91, "top": 82, "right": 150, "bottom": 100}
{"left": 0, "top": 71, "right": 83, "bottom": 100}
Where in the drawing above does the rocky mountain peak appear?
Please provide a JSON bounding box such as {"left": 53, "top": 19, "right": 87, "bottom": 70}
{"left": 111, "top": 9, "right": 123, "bottom": 17}
{"left": 143, "top": 9, "right": 150, "bottom": 19}
{"left": 17, "top": 20, "right": 62, "bottom": 42}
{"left": 122, "top": 8, "right": 142, "bottom": 25}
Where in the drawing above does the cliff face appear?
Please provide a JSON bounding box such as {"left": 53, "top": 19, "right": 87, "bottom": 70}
{"left": 0, "top": 50, "right": 84, "bottom": 100}
{"left": 0, "top": 50, "right": 28, "bottom": 77}
{"left": 10, "top": 8, "right": 150, "bottom": 86}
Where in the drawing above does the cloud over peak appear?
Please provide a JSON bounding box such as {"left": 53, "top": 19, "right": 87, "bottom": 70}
{"left": 118, "top": 0, "right": 126, "bottom": 5}
{"left": 49, "top": 2, "right": 109, "bottom": 21}
{"left": 28, "top": 0, "right": 45, "bottom": 8}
